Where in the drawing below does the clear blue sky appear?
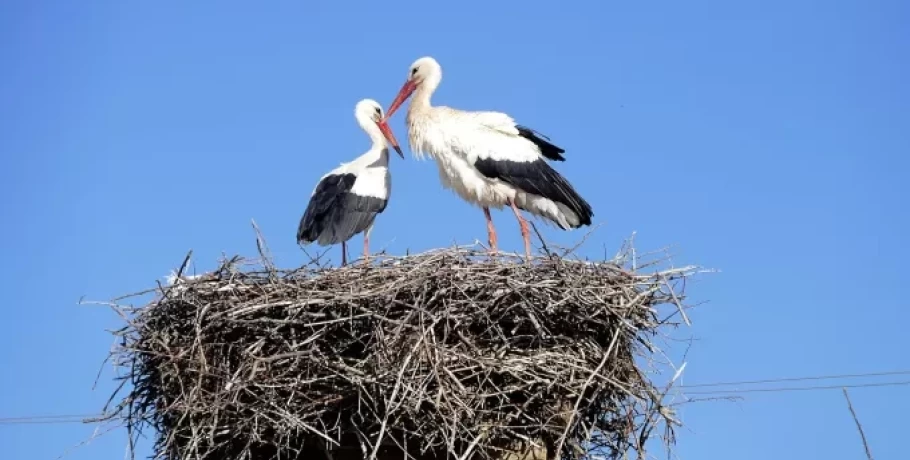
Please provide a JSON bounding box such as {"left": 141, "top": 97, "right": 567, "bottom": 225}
{"left": 2, "top": 1, "right": 908, "bottom": 459}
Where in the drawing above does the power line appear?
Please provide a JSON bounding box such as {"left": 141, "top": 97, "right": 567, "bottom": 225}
{"left": 0, "top": 414, "right": 100, "bottom": 425}
{"left": 0, "top": 414, "right": 97, "bottom": 421}
{"left": 4, "top": 370, "right": 910, "bottom": 426}
{"left": 0, "top": 419, "right": 91, "bottom": 425}
{"left": 679, "top": 369, "right": 910, "bottom": 389}
{"left": 683, "top": 380, "right": 910, "bottom": 395}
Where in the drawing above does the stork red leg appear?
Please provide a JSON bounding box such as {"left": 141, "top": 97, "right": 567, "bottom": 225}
{"left": 341, "top": 241, "right": 347, "bottom": 266}
{"left": 483, "top": 207, "right": 498, "bottom": 253}
{"left": 363, "top": 233, "right": 370, "bottom": 262}
{"left": 508, "top": 199, "right": 532, "bottom": 261}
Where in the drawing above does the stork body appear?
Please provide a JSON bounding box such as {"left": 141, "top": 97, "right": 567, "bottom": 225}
{"left": 384, "top": 57, "right": 593, "bottom": 259}
{"left": 296, "top": 99, "right": 402, "bottom": 266}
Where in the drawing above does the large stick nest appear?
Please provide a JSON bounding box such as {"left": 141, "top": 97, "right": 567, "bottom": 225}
{"left": 102, "top": 242, "right": 697, "bottom": 460}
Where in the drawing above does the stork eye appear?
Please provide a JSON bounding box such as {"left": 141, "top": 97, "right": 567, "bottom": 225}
{"left": 411, "top": 67, "right": 418, "bottom": 75}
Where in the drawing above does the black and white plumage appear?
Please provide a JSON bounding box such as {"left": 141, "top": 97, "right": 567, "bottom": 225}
{"left": 383, "top": 56, "right": 593, "bottom": 260}
{"left": 296, "top": 99, "right": 402, "bottom": 265}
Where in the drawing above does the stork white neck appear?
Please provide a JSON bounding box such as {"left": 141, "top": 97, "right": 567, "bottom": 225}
{"left": 405, "top": 57, "right": 443, "bottom": 114}
{"left": 411, "top": 71, "right": 441, "bottom": 112}
{"left": 356, "top": 113, "right": 387, "bottom": 148}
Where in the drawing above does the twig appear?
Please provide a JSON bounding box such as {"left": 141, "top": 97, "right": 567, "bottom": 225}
{"left": 661, "top": 275, "right": 691, "bottom": 326}
{"left": 554, "top": 327, "right": 623, "bottom": 458}
{"left": 94, "top": 234, "right": 702, "bottom": 460}
{"left": 251, "top": 219, "right": 277, "bottom": 277}
{"left": 529, "top": 221, "right": 553, "bottom": 258}
{"left": 842, "top": 388, "right": 874, "bottom": 460}
{"left": 177, "top": 249, "right": 193, "bottom": 278}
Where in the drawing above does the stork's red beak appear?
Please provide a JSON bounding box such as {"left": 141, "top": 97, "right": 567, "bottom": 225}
{"left": 377, "top": 119, "right": 403, "bottom": 158}
{"left": 385, "top": 79, "right": 417, "bottom": 120}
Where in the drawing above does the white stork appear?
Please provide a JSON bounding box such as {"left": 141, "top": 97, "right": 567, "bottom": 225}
{"left": 382, "top": 56, "right": 593, "bottom": 260}
{"left": 296, "top": 99, "right": 403, "bottom": 266}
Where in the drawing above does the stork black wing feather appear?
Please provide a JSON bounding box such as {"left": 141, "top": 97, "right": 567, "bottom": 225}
{"left": 515, "top": 124, "right": 566, "bottom": 161}
{"left": 297, "top": 173, "right": 388, "bottom": 246}
{"left": 296, "top": 173, "right": 357, "bottom": 244}
{"left": 473, "top": 157, "right": 593, "bottom": 228}
{"left": 321, "top": 194, "right": 387, "bottom": 245}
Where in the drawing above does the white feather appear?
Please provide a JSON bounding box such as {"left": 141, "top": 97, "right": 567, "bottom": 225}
{"left": 408, "top": 106, "right": 580, "bottom": 227}
{"left": 310, "top": 99, "right": 392, "bottom": 201}
{"left": 298, "top": 99, "right": 395, "bottom": 250}
{"left": 396, "top": 56, "right": 589, "bottom": 230}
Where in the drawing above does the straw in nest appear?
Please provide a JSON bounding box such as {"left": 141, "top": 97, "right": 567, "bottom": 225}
{"left": 99, "top": 240, "right": 698, "bottom": 460}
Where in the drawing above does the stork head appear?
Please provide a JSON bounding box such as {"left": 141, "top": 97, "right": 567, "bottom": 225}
{"left": 385, "top": 56, "right": 442, "bottom": 120}
{"left": 355, "top": 99, "right": 402, "bottom": 157}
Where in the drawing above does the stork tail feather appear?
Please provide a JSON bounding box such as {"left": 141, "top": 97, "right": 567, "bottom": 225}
{"left": 516, "top": 125, "right": 566, "bottom": 161}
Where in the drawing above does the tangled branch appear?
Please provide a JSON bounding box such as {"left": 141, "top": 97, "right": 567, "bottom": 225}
{"left": 100, "top": 241, "right": 699, "bottom": 460}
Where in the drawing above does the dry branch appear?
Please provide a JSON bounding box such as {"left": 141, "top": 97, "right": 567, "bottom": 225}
{"left": 101, "top": 241, "right": 699, "bottom": 460}
{"left": 842, "top": 388, "right": 874, "bottom": 460}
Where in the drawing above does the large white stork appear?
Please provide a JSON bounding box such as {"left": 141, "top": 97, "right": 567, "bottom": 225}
{"left": 297, "top": 99, "right": 403, "bottom": 266}
{"left": 382, "top": 56, "right": 593, "bottom": 260}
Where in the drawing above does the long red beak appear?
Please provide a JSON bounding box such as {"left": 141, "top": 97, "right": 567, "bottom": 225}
{"left": 385, "top": 79, "right": 417, "bottom": 120}
{"left": 377, "top": 119, "right": 403, "bottom": 158}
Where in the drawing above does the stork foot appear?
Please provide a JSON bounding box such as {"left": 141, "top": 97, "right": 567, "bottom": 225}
{"left": 488, "top": 233, "right": 499, "bottom": 256}
{"left": 519, "top": 224, "right": 531, "bottom": 263}
{"left": 508, "top": 200, "right": 532, "bottom": 264}
{"left": 362, "top": 235, "right": 371, "bottom": 266}
{"left": 483, "top": 207, "right": 499, "bottom": 256}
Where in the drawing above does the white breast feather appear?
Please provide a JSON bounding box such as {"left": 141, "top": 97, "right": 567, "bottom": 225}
{"left": 350, "top": 166, "right": 390, "bottom": 200}
{"left": 407, "top": 107, "right": 533, "bottom": 210}
{"left": 311, "top": 148, "right": 390, "bottom": 200}
{"left": 408, "top": 106, "right": 578, "bottom": 227}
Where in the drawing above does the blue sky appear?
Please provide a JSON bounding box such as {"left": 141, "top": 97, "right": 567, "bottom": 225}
{"left": 1, "top": 1, "right": 908, "bottom": 459}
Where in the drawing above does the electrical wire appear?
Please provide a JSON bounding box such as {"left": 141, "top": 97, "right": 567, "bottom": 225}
{"left": 679, "top": 369, "right": 910, "bottom": 389}
{"left": 683, "top": 379, "right": 910, "bottom": 395}
{"left": 0, "top": 414, "right": 100, "bottom": 425}
{"left": 4, "top": 370, "right": 910, "bottom": 425}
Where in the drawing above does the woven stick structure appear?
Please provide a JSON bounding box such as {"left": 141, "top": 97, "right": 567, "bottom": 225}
{"left": 100, "top": 239, "right": 698, "bottom": 460}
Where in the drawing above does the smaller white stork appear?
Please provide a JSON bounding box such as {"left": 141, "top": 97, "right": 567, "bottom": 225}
{"left": 382, "top": 56, "right": 593, "bottom": 260}
{"left": 296, "top": 99, "right": 403, "bottom": 266}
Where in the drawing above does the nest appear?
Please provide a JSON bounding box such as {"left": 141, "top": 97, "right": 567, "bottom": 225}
{"left": 102, "top": 242, "right": 697, "bottom": 460}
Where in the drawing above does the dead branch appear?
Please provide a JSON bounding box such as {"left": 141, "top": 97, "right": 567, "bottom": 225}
{"left": 100, "top": 239, "right": 701, "bottom": 460}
